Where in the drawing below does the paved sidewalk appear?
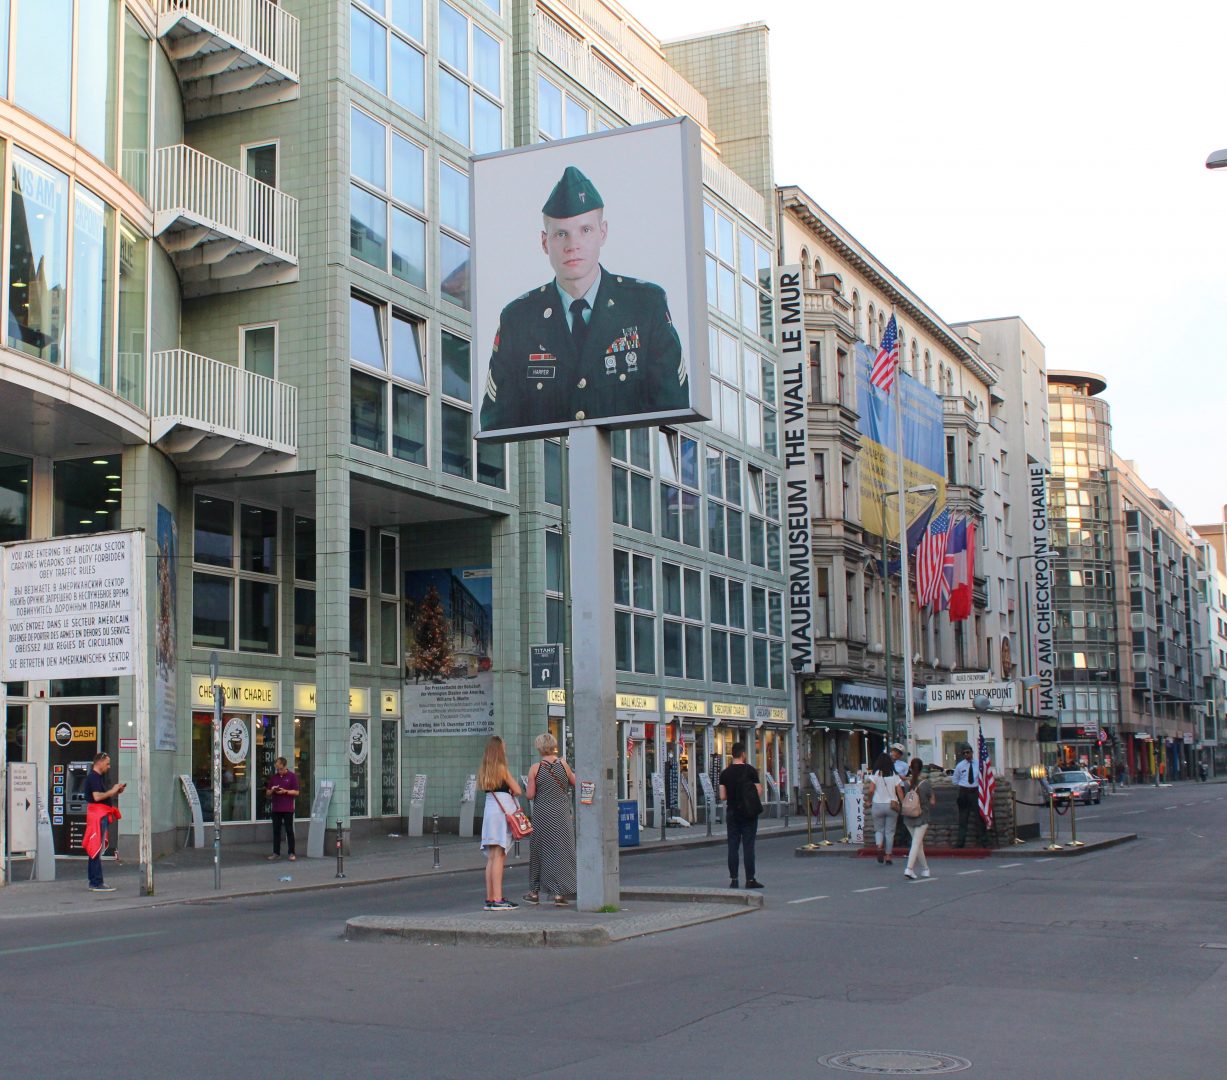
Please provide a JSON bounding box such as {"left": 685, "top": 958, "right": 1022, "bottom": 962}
{"left": 0, "top": 816, "right": 806, "bottom": 919}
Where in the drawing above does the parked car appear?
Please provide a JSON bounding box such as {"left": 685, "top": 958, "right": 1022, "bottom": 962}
{"left": 1049, "top": 770, "right": 1102, "bottom": 805}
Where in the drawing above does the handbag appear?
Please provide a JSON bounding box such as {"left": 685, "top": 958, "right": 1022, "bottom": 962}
{"left": 494, "top": 792, "right": 533, "bottom": 840}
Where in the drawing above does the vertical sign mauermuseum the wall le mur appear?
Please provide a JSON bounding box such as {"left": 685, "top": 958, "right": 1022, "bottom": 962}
{"left": 776, "top": 265, "right": 812, "bottom": 672}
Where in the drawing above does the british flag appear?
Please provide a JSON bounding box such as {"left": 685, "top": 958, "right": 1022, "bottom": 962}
{"left": 869, "top": 314, "right": 900, "bottom": 392}
{"left": 915, "top": 507, "right": 951, "bottom": 606}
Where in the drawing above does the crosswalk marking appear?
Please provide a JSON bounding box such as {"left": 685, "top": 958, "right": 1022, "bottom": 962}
{"left": 854, "top": 886, "right": 887, "bottom": 893}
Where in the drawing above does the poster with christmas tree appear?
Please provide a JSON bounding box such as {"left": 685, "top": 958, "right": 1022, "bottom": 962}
{"left": 402, "top": 566, "right": 494, "bottom": 736}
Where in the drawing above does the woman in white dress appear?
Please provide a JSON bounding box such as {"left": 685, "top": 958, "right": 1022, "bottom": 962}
{"left": 478, "top": 735, "right": 523, "bottom": 911}
{"left": 867, "top": 751, "right": 905, "bottom": 865}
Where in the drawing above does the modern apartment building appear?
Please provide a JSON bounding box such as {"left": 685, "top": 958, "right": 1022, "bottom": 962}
{"left": 0, "top": 0, "right": 788, "bottom": 859}
{"left": 1192, "top": 520, "right": 1226, "bottom": 772}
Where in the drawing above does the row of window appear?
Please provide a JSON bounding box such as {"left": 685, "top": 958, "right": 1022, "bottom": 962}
{"left": 708, "top": 326, "right": 778, "bottom": 451}
{"left": 606, "top": 428, "right": 782, "bottom": 572}
{"left": 0, "top": 451, "right": 122, "bottom": 544}
{"left": 351, "top": 1, "right": 503, "bottom": 154}
{"left": 4, "top": 144, "right": 147, "bottom": 406}
{"left": 0, "top": 0, "right": 150, "bottom": 196}
{"left": 348, "top": 292, "right": 504, "bottom": 487}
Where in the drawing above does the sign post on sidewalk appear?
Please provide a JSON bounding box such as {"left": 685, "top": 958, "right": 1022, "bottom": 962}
{"left": 210, "top": 652, "right": 223, "bottom": 890}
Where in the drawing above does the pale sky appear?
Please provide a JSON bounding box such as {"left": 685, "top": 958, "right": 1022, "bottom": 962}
{"left": 638, "top": 0, "right": 1227, "bottom": 526}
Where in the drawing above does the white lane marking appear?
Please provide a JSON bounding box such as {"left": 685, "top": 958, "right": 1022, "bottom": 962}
{"left": 997, "top": 863, "right": 1022, "bottom": 869}
{"left": 1036, "top": 858, "right": 1054, "bottom": 863}
{"left": 1120, "top": 810, "right": 1144, "bottom": 816}
{"left": 787, "top": 895, "right": 830, "bottom": 905}
{"left": 958, "top": 869, "right": 985, "bottom": 875}
{"left": 854, "top": 886, "right": 888, "bottom": 894}
{"left": 1164, "top": 805, "right": 1178, "bottom": 810}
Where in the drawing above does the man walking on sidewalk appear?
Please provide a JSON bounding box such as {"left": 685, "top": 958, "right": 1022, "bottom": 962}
{"left": 719, "top": 743, "right": 764, "bottom": 889}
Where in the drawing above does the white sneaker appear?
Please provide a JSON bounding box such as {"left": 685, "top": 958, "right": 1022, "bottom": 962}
{"left": 920, "top": 869, "right": 931, "bottom": 878}
{"left": 903, "top": 869, "right": 917, "bottom": 880}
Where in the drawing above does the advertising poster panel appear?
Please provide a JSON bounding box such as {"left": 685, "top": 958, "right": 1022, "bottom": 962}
{"left": 472, "top": 117, "right": 709, "bottom": 440}
{"left": 155, "top": 505, "right": 178, "bottom": 751}
{"left": 854, "top": 346, "right": 946, "bottom": 540}
{"left": 402, "top": 567, "right": 495, "bottom": 736}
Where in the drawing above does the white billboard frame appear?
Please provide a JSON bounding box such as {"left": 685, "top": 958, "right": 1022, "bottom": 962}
{"left": 471, "top": 116, "right": 710, "bottom": 441}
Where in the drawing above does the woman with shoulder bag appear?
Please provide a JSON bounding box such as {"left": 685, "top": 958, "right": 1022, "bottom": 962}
{"left": 478, "top": 735, "right": 523, "bottom": 911}
{"left": 523, "top": 732, "right": 577, "bottom": 907}
{"left": 867, "top": 751, "right": 905, "bottom": 864}
{"left": 902, "top": 757, "right": 938, "bottom": 880}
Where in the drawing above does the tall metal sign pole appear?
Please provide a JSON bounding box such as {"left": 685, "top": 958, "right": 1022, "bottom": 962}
{"left": 569, "top": 427, "right": 618, "bottom": 910}
{"left": 210, "top": 652, "right": 223, "bottom": 889}
{"left": 132, "top": 531, "right": 154, "bottom": 896}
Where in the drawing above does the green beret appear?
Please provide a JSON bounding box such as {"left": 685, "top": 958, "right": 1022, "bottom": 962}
{"left": 542, "top": 166, "right": 603, "bottom": 218}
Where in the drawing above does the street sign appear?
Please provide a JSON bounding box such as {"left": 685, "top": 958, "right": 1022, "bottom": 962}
{"left": 950, "top": 671, "right": 993, "bottom": 685}
{"left": 7, "top": 762, "right": 37, "bottom": 853}
{"left": 925, "top": 681, "right": 1018, "bottom": 711}
{"left": 529, "top": 643, "right": 562, "bottom": 689}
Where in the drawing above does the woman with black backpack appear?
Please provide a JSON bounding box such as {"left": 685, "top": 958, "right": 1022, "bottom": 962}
{"left": 718, "top": 742, "right": 764, "bottom": 889}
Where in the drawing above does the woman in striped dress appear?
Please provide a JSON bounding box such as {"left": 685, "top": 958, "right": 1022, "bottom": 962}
{"left": 523, "top": 732, "right": 576, "bottom": 906}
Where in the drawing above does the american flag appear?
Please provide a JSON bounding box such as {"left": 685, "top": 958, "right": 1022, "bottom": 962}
{"left": 869, "top": 314, "right": 900, "bottom": 392}
{"left": 977, "top": 724, "right": 996, "bottom": 829}
{"left": 915, "top": 507, "right": 951, "bottom": 606}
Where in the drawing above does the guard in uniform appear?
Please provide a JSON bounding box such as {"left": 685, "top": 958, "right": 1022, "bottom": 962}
{"left": 479, "top": 166, "right": 688, "bottom": 434}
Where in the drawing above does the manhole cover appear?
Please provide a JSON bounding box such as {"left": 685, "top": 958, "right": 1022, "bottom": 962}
{"left": 819, "top": 1050, "right": 972, "bottom": 1074}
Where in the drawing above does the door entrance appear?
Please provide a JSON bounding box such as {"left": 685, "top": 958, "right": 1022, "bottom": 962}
{"left": 48, "top": 703, "right": 117, "bottom": 856}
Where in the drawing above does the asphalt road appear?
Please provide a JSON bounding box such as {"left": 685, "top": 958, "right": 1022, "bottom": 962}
{"left": 2, "top": 780, "right": 1225, "bottom": 1079}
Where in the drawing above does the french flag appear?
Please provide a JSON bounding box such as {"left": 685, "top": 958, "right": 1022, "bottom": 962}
{"left": 949, "top": 519, "right": 976, "bottom": 622}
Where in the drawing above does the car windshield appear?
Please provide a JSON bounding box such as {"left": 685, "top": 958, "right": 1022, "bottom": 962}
{"left": 1053, "top": 773, "right": 1088, "bottom": 783}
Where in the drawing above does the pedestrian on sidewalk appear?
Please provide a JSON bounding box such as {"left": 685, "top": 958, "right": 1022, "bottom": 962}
{"left": 718, "top": 742, "right": 763, "bottom": 889}
{"left": 901, "top": 758, "right": 936, "bottom": 880}
{"left": 867, "top": 752, "right": 904, "bottom": 864}
{"left": 84, "top": 753, "right": 124, "bottom": 893}
{"left": 523, "top": 732, "right": 576, "bottom": 907}
{"left": 478, "top": 735, "right": 523, "bottom": 911}
{"left": 265, "top": 757, "right": 300, "bottom": 861}
{"left": 889, "top": 743, "right": 908, "bottom": 777}
{"left": 952, "top": 744, "right": 986, "bottom": 848}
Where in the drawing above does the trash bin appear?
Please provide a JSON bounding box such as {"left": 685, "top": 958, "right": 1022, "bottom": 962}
{"left": 617, "top": 800, "right": 640, "bottom": 848}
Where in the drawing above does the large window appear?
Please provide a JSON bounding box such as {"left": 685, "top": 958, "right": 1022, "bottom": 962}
{"left": 350, "top": 2, "right": 426, "bottom": 117}
{"left": 745, "top": 347, "right": 778, "bottom": 455}
{"left": 437, "top": 1, "right": 503, "bottom": 153}
{"left": 6, "top": 146, "right": 144, "bottom": 404}
{"left": 658, "top": 428, "right": 700, "bottom": 547}
{"left": 747, "top": 465, "right": 781, "bottom": 572}
{"left": 706, "top": 447, "right": 743, "bottom": 561}
{"left": 750, "top": 585, "right": 785, "bottom": 690}
{"left": 709, "top": 574, "right": 747, "bottom": 685}
{"left": 192, "top": 495, "right": 279, "bottom": 654}
{"left": 293, "top": 516, "right": 316, "bottom": 658}
{"left": 545, "top": 528, "right": 564, "bottom": 643}
{"left": 349, "top": 293, "right": 428, "bottom": 465}
{"left": 52, "top": 455, "right": 121, "bottom": 536}
{"left": 537, "top": 75, "right": 589, "bottom": 141}
{"left": 438, "top": 161, "right": 470, "bottom": 309}
{"left": 708, "top": 326, "right": 740, "bottom": 438}
{"left": 0, "top": 451, "right": 32, "bottom": 543}
{"left": 611, "top": 428, "right": 652, "bottom": 534}
{"left": 442, "top": 328, "right": 504, "bottom": 487}
{"left": 614, "top": 549, "right": 654, "bottom": 674}
{"left": 662, "top": 561, "right": 704, "bottom": 680}
{"left": 350, "top": 106, "right": 427, "bottom": 288}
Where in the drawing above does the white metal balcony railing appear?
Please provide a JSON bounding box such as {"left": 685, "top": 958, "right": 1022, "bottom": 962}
{"left": 150, "top": 349, "right": 298, "bottom": 467}
{"left": 158, "top": 0, "right": 300, "bottom": 118}
{"left": 152, "top": 144, "right": 298, "bottom": 297}
{"left": 702, "top": 150, "right": 769, "bottom": 228}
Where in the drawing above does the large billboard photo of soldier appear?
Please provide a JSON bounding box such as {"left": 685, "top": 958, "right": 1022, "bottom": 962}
{"left": 473, "top": 117, "right": 709, "bottom": 441}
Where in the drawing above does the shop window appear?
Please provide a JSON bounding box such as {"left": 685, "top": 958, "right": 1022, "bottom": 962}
{"left": 381, "top": 718, "right": 399, "bottom": 815}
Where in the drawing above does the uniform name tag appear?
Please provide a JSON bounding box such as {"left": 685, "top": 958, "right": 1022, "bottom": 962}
{"left": 528, "top": 353, "right": 556, "bottom": 379}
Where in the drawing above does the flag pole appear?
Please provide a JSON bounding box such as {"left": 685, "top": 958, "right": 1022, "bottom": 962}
{"left": 892, "top": 308, "right": 918, "bottom": 757}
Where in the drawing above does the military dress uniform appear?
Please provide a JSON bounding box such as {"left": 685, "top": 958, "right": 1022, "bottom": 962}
{"left": 479, "top": 266, "right": 688, "bottom": 432}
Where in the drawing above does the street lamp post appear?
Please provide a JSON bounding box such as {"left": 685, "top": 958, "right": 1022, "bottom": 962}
{"left": 879, "top": 484, "right": 937, "bottom": 754}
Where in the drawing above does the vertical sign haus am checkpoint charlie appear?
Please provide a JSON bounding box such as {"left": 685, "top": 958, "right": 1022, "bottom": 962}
{"left": 1029, "top": 464, "right": 1056, "bottom": 717}
{"left": 776, "top": 265, "right": 813, "bottom": 672}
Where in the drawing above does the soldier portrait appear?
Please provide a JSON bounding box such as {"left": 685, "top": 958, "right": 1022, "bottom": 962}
{"left": 473, "top": 119, "right": 706, "bottom": 439}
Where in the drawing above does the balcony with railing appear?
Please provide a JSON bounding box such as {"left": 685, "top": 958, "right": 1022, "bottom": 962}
{"left": 150, "top": 349, "right": 297, "bottom": 473}
{"left": 152, "top": 144, "right": 298, "bottom": 297}
{"left": 157, "top": 0, "right": 300, "bottom": 118}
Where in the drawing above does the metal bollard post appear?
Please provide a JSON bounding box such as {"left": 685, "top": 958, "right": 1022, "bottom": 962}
{"left": 1046, "top": 792, "right": 1063, "bottom": 850}
{"left": 783, "top": 787, "right": 790, "bottom": 829}
{"left": 659, "top": 802, "right": 667, "bottom": 844}
{"left": 706, "top": 798, "right": 713, "bottom": 837}
{"left": 1068, "top": 795, "right": 1084, "bottom": 847}
{"left": 1011, "top": 790, "right": 1025, "bottom": 845}
{"left": 801, "top": 794, "right": 818, "bottom": 851}
{"left": 431, "top": 814, "right": 441, "bottom": 870}
{"left": 513, "top": 836, "right": 520, "bottom": 858}
{"left": 335, "top": 819, "right": 346, "bottom": 879}
{"left": 818, "top": 793, "right": 832, "bottom": 846}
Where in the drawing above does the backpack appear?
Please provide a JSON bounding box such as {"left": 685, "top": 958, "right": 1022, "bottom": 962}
{"left": 737, "top": 775, "right": 763, "bottom": 819}
{"left": 901, "top": 788, "right": 923, "bottom": 818}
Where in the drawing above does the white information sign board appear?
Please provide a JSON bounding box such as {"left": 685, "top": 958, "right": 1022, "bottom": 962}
{"left": 1, "top": 533, "right": 136, "bottom": 680}
{"left": 7, "top": 762, "right": 37, "bottom": 853}
{"left": 925, "top": 681, "right": 1018, "bottom": 711}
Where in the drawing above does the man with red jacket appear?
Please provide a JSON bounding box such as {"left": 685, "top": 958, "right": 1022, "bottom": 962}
{"left": 84, "top": 753, "right": 124, "bottom": 892}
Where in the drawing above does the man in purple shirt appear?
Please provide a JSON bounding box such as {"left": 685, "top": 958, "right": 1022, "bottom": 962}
{"left": 265, "top": 757, "right": 300, "bottom": 861}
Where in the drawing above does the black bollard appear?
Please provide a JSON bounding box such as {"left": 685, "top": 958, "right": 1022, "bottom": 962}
{"left": 335, "top": 819, "right": 346, "bottom": 879}
{"left": 431, "top": 813, "right": 441, "bottom": 870}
